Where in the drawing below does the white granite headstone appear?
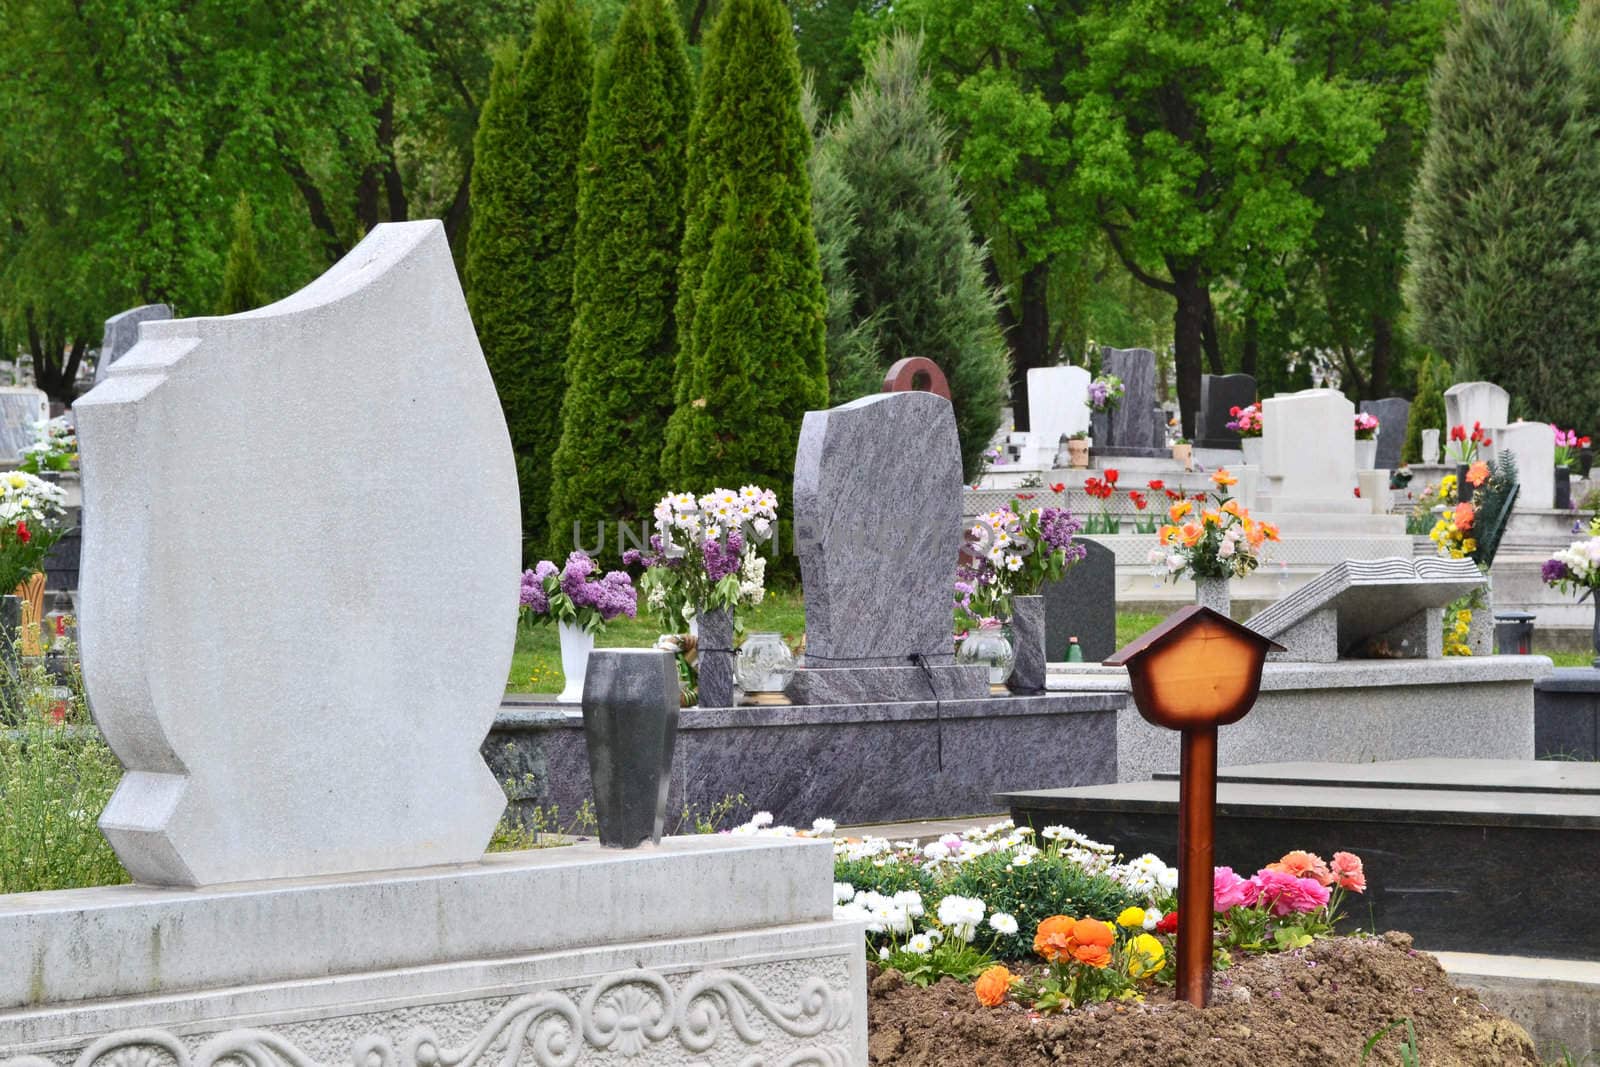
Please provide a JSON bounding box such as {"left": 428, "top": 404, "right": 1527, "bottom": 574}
{"left": 95, "top": 304, "right": 173, "bottom": 385}
{"left": 1261, "top": 388, "right": 1355, "bottom": 497}
{"left": 1494, "top": 421, "right": 1554, "bottom": 510}
{"left": 1023, "top": 365, "right": 1090, "bottom": 464}
{"left": 1444, "top": 381, "right": 1509, "bottom": 433}
{"left": 74, "top": 221, "right": 520, "bottom": 886}
{"left": 0, "top": 386, "right": 50, "bottom": 458}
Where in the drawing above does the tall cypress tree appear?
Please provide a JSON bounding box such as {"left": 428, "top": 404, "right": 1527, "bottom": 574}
{"left": 546, "top": 0, "right": 693, "bottom": 559}
{"left": 816, "top": 32, "right": 1010, "bottom": 479}
{"left": 464, "top": 0, "right": 592, "bottom": 558}
{"left": 662, "top": 0, "right": 828, "bottom": 494}
{"left": 216, "top": 193, "right": 267, "bottom": 315}
{"left": 1405, "top": 0, "right": 1600, "bottom": 430}
{"left": 1403, "top": 352, "right": 1450, "bottom": 463}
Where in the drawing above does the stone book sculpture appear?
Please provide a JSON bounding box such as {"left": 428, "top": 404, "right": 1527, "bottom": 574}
{"left": 1243, "top": 557, "right": 1484, "bottom": 663}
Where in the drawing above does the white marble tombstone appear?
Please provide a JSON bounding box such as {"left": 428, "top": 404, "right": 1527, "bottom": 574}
{"left": 1444, "top": 381, "right": 1510, "bottom": 433}
{"left": 74, "top": 221, "right": 521, "bottom": 886}
{"left": 1421, "top": 428, "right": 1441, "bottom": 465}
{"left": 1024, "top": 365, "right": 1090, "bottom": 465}
{"left": 1261, "top": 388, "right": 1356, "bottom": 498}
{"left": 1494, "top": 420, "right": 1555, "bottom": 510}
{"left": 0, "top": 385, "right": 49, "bottom": 458}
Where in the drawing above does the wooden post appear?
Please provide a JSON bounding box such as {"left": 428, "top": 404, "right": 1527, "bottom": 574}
{"left": 1177, "top": 725, "right": 1218, "bottom": 1007}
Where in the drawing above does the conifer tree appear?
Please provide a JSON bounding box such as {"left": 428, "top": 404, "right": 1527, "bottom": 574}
{"left": 662, "top": 0, "right": 827, "bottom": 493}
{"left": 1406, "top": 0, "right": 1600, "bottom": 430}
{"left": 546, "top": 0, "right": 693, "bottom": 559}
{"left": 1404, "top": 352, "right": 1449, "bottom": 463}
{"left": 815, "top": 32, "right": 1009, "bottom": 478}
{"left": 464, "top": 0, "right": 591, "bottom": 557}
{"left": 216, "top": 194, "right": 267, "bottom": 315}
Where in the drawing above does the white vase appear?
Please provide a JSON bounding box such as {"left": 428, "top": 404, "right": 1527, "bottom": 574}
{"left": 1421, "top": 428, "right": 1441, "bottom": 465}
{"left": 557, "top": 621, "right": 595, "bottom": 703}
{"left": 1354, "top": 437, "right": 1378, "bottom": 471}
{"left": 1240, "top": 437, "right": 1263, "bottom": 466}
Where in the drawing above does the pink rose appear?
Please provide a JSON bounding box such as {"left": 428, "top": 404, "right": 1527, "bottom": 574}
{"left": 1213, "top": 866, "right": 1260, "bottom": 911}
{"left": 1331, "top": 851, "right": 1366, "bottom": 893}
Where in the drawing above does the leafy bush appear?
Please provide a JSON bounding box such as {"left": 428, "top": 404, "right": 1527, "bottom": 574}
{"left": 943, "top": 850, "right": 1142, "bottom": 961}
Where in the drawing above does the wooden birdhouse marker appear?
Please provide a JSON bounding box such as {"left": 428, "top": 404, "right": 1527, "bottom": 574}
{"left": 1104, "top": 605, "right": 1282, "bottom": 1007}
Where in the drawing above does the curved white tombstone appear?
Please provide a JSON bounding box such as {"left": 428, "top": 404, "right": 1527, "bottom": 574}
{"left": 74, "top": 221, "right": 520, "bottom": 886}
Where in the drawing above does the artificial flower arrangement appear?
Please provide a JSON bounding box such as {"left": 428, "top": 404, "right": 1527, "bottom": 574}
{"left": 735, "top": 815, "right": 1366, "bottom": 1014}
{"left": 1147, "top": 469, "right": 1279, "bottom": 582}
{"left": 18, "top": 417, "right": 76, "bottom": 474}
{"left": 626, "top": 486, "right": 777, "bottom": 633}
{"left": 1226, "top": 403, "right": 1263, "bottom": 438}
{"left": 1081, "top": 468, "right": 1119, "bottom": 533}
{"left": 1542, "top": 515, "right": 1600, "bottom": 599}
{"left": 954, "top": 499, "right": 1085, "bottom": 631}
{"left": 519, "top": 552, "right": 637, "bottom": 633}
{"left": 1445, "top": 421, "right": 1492, "bottom": 466}
{"left": 1086, "top": 375, "right": 1124, "bottom": 413}
{"left": 1427, "top": 461, "right": 1487, "bottom": 561}
{"left": 1553, "top": 425, "right": 1592, "bottom": 470}
{"left": 0, "top": 471, "right": 69, "bottom": 596}
{"left": 1353, "top": 412, "right": 1379, "bottom": 441}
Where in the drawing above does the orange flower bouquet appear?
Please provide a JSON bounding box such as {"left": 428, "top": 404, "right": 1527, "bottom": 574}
{"left": 977, "top": 914, "right": 1168, "bottom": 1011}
{"left": 1147, "top": 468, "right": 1278, "bottom": 582}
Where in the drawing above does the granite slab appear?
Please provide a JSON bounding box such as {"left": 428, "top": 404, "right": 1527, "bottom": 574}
{"left": 784, "top": 663, "right": 987, "bottom": 704}
{"left": 1155, "top": 758, "right": 1600, "bottom": 795}
{"left": 1535, "top": 667, "right": 1600, "bottom": 761}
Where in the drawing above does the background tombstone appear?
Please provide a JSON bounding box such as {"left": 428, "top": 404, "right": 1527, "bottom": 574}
{"left": 94, "top": 303, "right": 172, "bottom": 386}
{"left": 1043, "top": 538, "right": 1116, "bottom": 662}
{"left": 1197, "top": 374, "right": 1256, "bottom": 450}
{"left": 1025, "top": 365, "right": 1091, "bottom": 464}
{"left": 1261, "top": 388, "right": 1355, "bottom": 496}
{"left": 1360, "top": 397, "right": 1411, "bottom": 471}
{"left": 1495, "top": 421, "right": 1555, "bottom": 509}
{"left": 1091, "top": 346, "right": 1166, "bottom": 456}
{"left": 1444, "top": 381, "right": 1509, "bottom": 432}
{"left": 75, "top": 220, "right": 520, "bottom": 887}
{"left": 0, "top": 385, "right": 50, "bottom": 458}
{"left": 882, "top": 356, "right": 951, "bottom": 400}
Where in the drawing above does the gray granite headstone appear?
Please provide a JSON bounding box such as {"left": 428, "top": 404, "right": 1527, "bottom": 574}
{"left": 1043, "top": 539, "right": 1115, "bottom": 663}
{"left": 1360, "top": 397, "right": 1411, "bottom": 471}
{"left": 1197, "top": 374, "right": 1256, "bottom": 449}
{"left": 788, "top": 391, "right": 987, "bottom": 703}
{"left": 94, "top": 304, "right": 172, "bottom": 386}
{"left": 1090, "top": 347, "right": 1165, "bottom": 457}
{"left": 1244, "top": 557, "right": 1484, "bottom": 663}
{"left": 0, "top": 387, "right": 49, "bottom": 459}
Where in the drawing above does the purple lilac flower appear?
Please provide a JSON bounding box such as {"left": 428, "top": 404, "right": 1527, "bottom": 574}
{"left": 1087, "top": 381, "right": 1110, "bottom": 407}
{"left": 702, "top": 530, "right": 745, "bottom": 582}
{"left": 953, "top": 580, "right": 975, "bottom": 597}
{"left": 1543, "top": 558, "right": 1570, "bottom": 584}
{"left": 621, "top": 549, "right": 644, "bottom": 567}
{"left": 1038, "top": 507, "right": 1084, "bottom": 552}
{"left": 534, "top": 560, "right": 559, "bottom": 580}
{"left": 520, "top": 568, "right": 550, "bottom": 614}
{"left": 560, "top": 551, "right": 597, "bottom": 600}
{"left": 595, "top": 571, "right": 638, "bottom": 620}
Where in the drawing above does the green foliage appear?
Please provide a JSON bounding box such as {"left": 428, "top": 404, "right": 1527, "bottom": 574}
{"left": 547, "top": 0, "right": 694, "bottom": 561}
{"left": 942, "top": 850, "right": 1141, "bottom": 961}
{"left": 1473, "top": 449, "right": 1521, "bottom": 571}
{"left": 834, "top": 855, "right": 937, "bottom": 898}
{"left": 813, "top": 32, "right": 1010, "bottom": 479}
{"left": 1407, "top": 0, "right": 1600, "bottom": 431}
{"left": 465, "top": 0, "right": 593, "bottom": 558}
{"left": 1404, "top": 352, "right": 1451, "bottom": 464}
{"left": 663, "top": 0, "right": 828, "bottom": 496}
{"left": 216, "top": 195, "right": 269, "bottom": 315}
{"left": 1362, "top": 1019, "right": 1421, "bottom": 1067}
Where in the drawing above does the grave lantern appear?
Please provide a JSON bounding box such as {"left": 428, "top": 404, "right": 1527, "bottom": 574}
{"left": 1104, "top": 605, "right": 1282, "bottom": 1007}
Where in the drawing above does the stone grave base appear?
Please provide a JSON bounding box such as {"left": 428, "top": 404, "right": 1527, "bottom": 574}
{"left": 1535, "top": 667, "right": 1600, "bottom": 760}
{"left": 1000, "top": 758, "right": 1600, "bottom": 960}
{"left": 0, "top": 836, "right": 866, "bottom": 1064}
{"left": 491, "top": 691, "right": 1123, "bottom": 827}
{"left": 1048, "top": 656, "right": 1547, "bottom": 782}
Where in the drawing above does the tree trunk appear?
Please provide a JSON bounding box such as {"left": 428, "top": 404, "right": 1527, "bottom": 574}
{"left": 1242, "top": 315, "right": 1259, "bottom": 378}
{"left": 1369, "top": 314, "right": 1392, "bottom": 399}
{"left": 1000, "top": 262, "right": 1052, "bottom": 431}
{"left": 1201, "top": 289, "right": 1224, "bottom": 375}
{"left": 1170, "top": 267, "right": 1207, "bottom": 440}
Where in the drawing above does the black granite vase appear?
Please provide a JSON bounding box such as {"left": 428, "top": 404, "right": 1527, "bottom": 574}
{"left": 1455, "top": 463, "right": 1471, "bottom": 503}
{"left": 1556, "top": 466, "right": 1573, "bottom": 510}
{"left": 1007, "top": 594, "right": 1046, "bottom": 694}
{"left": 582, "top": 649, "right": 680, "bottom": 848}
{"left": 696, "top": 605, "right": 736, "bottom": 708}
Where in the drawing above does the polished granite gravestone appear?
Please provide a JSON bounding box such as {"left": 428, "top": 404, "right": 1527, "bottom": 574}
{"left": 1001, "top": 758, "right": 1600, "bottom": 959}
{"left": 492, "top": 689, "right": 1123, "bottom": 827}
{"left": 1089, "top": 347, "right": 1167, "bottom": 457}
{"left": 1197, "top": 373, "right": 1256, "bottom": 450}
{"left": 1043, "top": 538, "right": 1116, "bottom": 663}
{"left": 1243, "top": 556, "right": 1483, "bottom": 662}
{"left": 1534, "top": 667, "right": 1600, "bottom": 760}
{"left": 1360, "top": 397, "right": 1411, "bottom": 471}
{"left": 787, "top": 390, "right": 986, "bottom": 703}
{"left": 94, "top": 304, "right": 172, "bottom": 385}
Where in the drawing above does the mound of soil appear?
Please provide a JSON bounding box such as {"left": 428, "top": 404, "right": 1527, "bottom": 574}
{"left": 867, "top": 932, "right": 1537, "bottom": 1066}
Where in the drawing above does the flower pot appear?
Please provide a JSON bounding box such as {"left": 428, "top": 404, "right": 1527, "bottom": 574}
{"left": 1240, "top": 437, "right": 1263, "bottom": 467}
{"left": 1007, "top": 595, "right": 1046, "bottom": 694}
{"left": 556, "top": 621, "right": 595, "bottom": 703}
{"left": 581, "top": 648, "right": 680, "bottom": 848}
{"left": 1067, "top": 439, "right": 1090, "bottom": 468}
{"left": 1172, "top": 443, "right": 1193, "bottom": 471}
{"left": 1421, "top": 429, "right": 1441, "bottom": 465}
{"left": 1194, "top": 576, "right": 1231, "bottom": 618}
{"left": 1555, "top": 466, "right": 1573, "bottom": 510}
{"left": 1354, "top": 437, "right": 1378, "bottom": 472}
{"left": 695, "top": 605, "right": 736, "bottom": 708}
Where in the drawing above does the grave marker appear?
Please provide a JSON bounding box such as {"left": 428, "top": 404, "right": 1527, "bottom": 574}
{"left": 1043, "top": 538, "right": 1116, "bottom": 662}
{"left": 1260, "top": 389, "right": 1354, "bottom": 496}
{"left": 95, "top": 304, "right": 172, "bottom": 385}
{"left": 1197, "top": 374, "right": 1256, "bottom": 450}
{"left": 882, "top": 356, "right": 951, "bottom": 400}
{"left": 0, "top": 386, "right": 49, "bottom": 459}
{"left": 1360, "top": 397, "right": 1411, "bottom": 471}
{"left": 1024, "top": 365, "right": 1091, "bottom": 464}
{"left": 1090, "top": 347, "right": 1166, "bottom": 456}
{"left": 1444, "top": 381, "right": 1509, "bottom": 434}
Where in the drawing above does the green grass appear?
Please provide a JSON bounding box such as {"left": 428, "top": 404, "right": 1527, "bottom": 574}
{"left": 1116, "top": 611, "right": 1164, "bottom": 648}
{"left": 1547, "top": 651, "right": 1594, "bottom": 668}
